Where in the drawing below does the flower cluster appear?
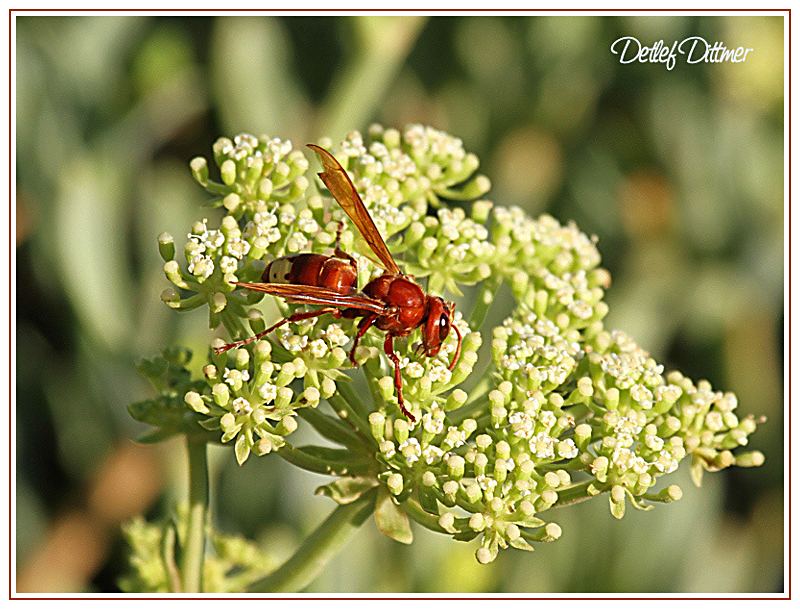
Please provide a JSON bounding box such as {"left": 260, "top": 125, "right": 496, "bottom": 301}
{"left": 324, "top": 124, "right": 491, "bottom": 207}
{"left": 120, "top": 507, "right": 274, "bottom": 593}
{"left": 183, "top": 339, "right": 326, "bottom": 465}
{"left": 190, "top": 133, "right": 310, "bottom": 220}
{"left": 137, "top": 124, "right": 764, "bottom": 566}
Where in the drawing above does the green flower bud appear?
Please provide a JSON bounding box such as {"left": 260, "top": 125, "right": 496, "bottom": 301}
{"left": 418, "top": 237, "right": 438, "bottom": 262}
{"left": 735, "top": 451, "right": 765, "bottom": 468}
{"left": 244, "top": 154, "right": 264, "bottom": 186}
{"left": 465, "top": 482, "right": 482, "bottom": 504}
{"left": 276, "top": 414, "right": 298, "bottom": 435}
{"left": 158, "top": 232, "right": 175, "bottom": 262}
{"left": 320, "top": 377, "right": 337, "bottom": 399}
{"left": 476, "top": 547, "right": 494, "bottom": 565}
{"left": 301, "top": 386, "right": 320, "bottom": 408}
{"left": 256, "top": 433, "right": 285, "bottom": 455}
{"left": 210, "top": 292, "right": 226, "bottom": 314}
{"left": 164, "top": 260, "right": 188, "bottom": 289}
{"left": 223, "top": 193, "right": 241, "bottom": 214}
{"left": 447, "top": 454, "right": 465, "bottom": 479}
{"left": 203, "top": 364, "right": 219, "bottom": 383}
{"left": 445, "top": 389, "right": 468, "bottom": 411}
{"left": 276, "top": 387, "right": 293, "bottom": 410}
{"left": 212, "top": 383, "right": 230, "bottom": 407}
{"left": 394, "top": 418, "right": 410, "bottom": 444}
{"left": 473, "top": 453, "right": 488, "bottom": 477}
{"left": 531, "top": 522, "right": 562, "bottom": 542}
{"left": 592, "top": 456, "right": 609, "bottom": 482}
{"left": 369, "top": 412, "right": 386, "bottom": 440}
{"left": 185, "top": 391, "right": 208, "bottom": 414}
{"left": 469, "top": 513, "right": 485, "bottom": 532}
{"left": 161, "top": 287, "right": 180, "bottom": 308}
{"left": 493, "top": 460, "right": 508, "bottom": 484}
{"left": 276, "top": 363, "right": 295, "bottom": 387}
{"left": 574, "top": 423, "right": 592, "bottom": 451}
{"left": 387, "top": 473, "right": 404, "bottom": 496}
{"left": 516, "top": 459, "right": 534, "bottom": 483}
{"left": 220, "top": 159, "right": 236, "bottom": 186}
{"left": 292, "top": 358, "right": 308, "bottom": 378}
{"left": 190, "top": 156, "right": 209, "bottom": 186}
{"left": 378, "top": 376, "right": 395, "bottom": 402}
{"left": 258, "top": 178, "right": 273, "bottom": 199}
{"left": 439, "top": 511, "right": 458, "bottom": 533}
{"left": 220, "top": 411, "right": 237, "bottom": 432}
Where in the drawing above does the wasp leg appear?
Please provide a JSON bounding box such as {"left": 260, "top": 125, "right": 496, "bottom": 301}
{"left": 349, "top": 314, "right": 377, "bottom": 366}
{"left": 331, "top": 220, "right": 358, "bottom": 268}
{"left": 448, "top": 323, "right": 463, "bottom": 372}
{"left": 383, "top": 334, "right": 415, "bottom": 422}
{"left": 214, "top": 307, "right": 343, "bottom": 354}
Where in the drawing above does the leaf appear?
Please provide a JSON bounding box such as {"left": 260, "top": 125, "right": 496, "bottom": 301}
{"left": 198, "top": 417, "right": 221, "bottom": 431}
{"left": 481, "top": 532, "right": 500, "bottom": 563}
{"left": 624, "top": 488, "right": 654, "bottom": 511}
{"left": 135, "top": 427, "right": 179, "bottom": 444}
{"left": 221, "top": 428, "right": 239, "bottom": 444}
{"left": 417, "top": 486, "right": 439, "bottom": 515}
{"left": 509, "top": 536, "right": 535, "bottom": 552}
{"left": 514, "top": 514, "right": 546, "bottom": 529}
{"left": 316, "top": 476, "right": 379, "bottom": 505}
{"left": 325, "top": 369, "right": 353, "bottom": 383}
{"left": 234, "top": 433, "right": 251, "bottom": 465}
{"left": 374, "top": 487, "right": 413, "bottom": 544}
{"left": 452, "top": 527, "right": 481, "bottom": 542}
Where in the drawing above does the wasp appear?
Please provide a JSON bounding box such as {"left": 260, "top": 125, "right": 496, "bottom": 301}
{"left": 215, "top": 144, "right": 462, "bottom": 421}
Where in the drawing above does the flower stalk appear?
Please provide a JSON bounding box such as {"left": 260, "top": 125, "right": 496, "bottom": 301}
{"left": 180, "top": 438, "right": 209, "bottom": 593}
{"left": 247, "top": 488, "right": 378, "bottom": 592}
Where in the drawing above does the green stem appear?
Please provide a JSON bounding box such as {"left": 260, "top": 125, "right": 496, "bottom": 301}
{"left": 329, "top": 382, "right": 373, "bottom": 438}
{"left": 468, "top": 276, "right": 501, "bottom": 331}
{"left": 161, "top": 521, "right": 182, "bottom": 593}
{"left": 317, "top": 16, "right": 427, "bottom": 144}
{"left": 298, "top": 407, "right": 368, "bottom": 449}
{"left": 278, "top": 443, "right": 374, "bottom": 477}
{"left": 180, "top": 438, "right": 209, "bottom": 593}
{"left": 552, "top": 480, "right": 608, "bottom": 508}
{"left": 402, "top": 496, "right": 446, "bottom": 533}
{"left": 247, "top": 488, "right": 377, "bottom": 592}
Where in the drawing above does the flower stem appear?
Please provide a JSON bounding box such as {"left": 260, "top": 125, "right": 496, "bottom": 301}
{"left": 468, "top": 276, "right": 501, "bottom": 331}
{"left": 247, "top": 488, "right": 377, "bottom": 592}
{"left": 180, "top": 438, "right": 209, "bottom": 593}
{"left": 317, "top": 17, "right": 427, "bottom": 144}
{"left": 328, "top": 382, "right": 372, "bottom": 437}
{"left": 553, "top": 480, "right": 608, "bottom": 508}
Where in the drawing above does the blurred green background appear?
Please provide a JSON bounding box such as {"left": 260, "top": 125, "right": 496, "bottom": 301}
{"left": 15, "top": 14, "right": 784, "bottom": 593}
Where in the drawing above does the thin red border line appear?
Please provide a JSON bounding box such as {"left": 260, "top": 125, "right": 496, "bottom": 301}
{"left": 788, "top": 7, "right": 791, "bottom": 600}
{"left": 8, "top": 6, "right": 11, "bottom": 601}
{"left": 8, "top": 9, "right": 791, "bottom": 598}
{"left": 8, "top": 8, "right": 792, "bottom": 599}
{"left": 5, "top": 7, "right": 795, "bottom": 11}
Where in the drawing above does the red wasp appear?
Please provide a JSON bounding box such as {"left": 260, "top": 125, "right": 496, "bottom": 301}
{"left": 214, "top": 144, "right": 462, "bottom": 421}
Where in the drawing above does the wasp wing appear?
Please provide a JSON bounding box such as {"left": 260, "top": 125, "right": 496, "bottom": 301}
{"left": 234, "top": 282, "right": 388, "bottom": 315}
{"left": 308, "top": 144, "right": 402, "bottom": 276}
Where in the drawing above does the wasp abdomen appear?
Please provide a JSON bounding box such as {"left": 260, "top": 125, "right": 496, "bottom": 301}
{"left": 263, "top": 254, "right": 358, "bottom": 294}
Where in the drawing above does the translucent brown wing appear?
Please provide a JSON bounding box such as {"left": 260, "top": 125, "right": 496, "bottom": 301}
{"left": 308, "top": 144, "right": 402, "bottom": 276}
{"left": 234, "top": 282, "right": 388, "bottom": 315}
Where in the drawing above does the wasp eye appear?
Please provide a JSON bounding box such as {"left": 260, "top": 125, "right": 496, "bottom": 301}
{"left": 438, "top": 313, "right": 451, "bottom": 342}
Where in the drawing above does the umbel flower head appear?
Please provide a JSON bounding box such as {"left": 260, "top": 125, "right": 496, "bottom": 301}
{"left": 133, "top": 124, "right": 765, "bottom": 564}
